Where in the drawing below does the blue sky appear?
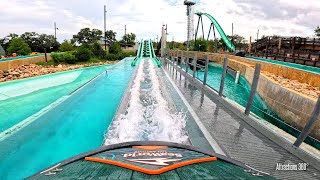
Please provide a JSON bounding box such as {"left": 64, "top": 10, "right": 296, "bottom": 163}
{"left": 0, "top": 0, "right": 319, "bottom": 42}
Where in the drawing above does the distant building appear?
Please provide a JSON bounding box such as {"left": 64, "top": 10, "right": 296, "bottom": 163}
{"left": 99, "top": 39, "right": 113, "bottom": 51}
{"left": 120, "top": 43, "right": 135, "bottom": 52}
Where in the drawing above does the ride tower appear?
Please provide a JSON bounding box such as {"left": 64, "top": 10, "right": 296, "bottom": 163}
{"left": 184, "top": 0, "right": 196, "bottom": 50}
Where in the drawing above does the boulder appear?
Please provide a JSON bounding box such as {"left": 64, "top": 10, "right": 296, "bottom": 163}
{"left": 11, "top": 71, "right": 20, "bottom": 76}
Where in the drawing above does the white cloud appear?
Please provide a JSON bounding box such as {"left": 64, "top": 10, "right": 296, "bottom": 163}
{"left": 0, "top": 0, "right": 319, "bottom": 42}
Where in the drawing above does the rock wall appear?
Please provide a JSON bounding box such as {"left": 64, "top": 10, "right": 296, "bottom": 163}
{"left": 0, "top": 55, "right": 52, "bottom": 71}
{"left": 169, "top": 50, "right": 320, "bottom": 140}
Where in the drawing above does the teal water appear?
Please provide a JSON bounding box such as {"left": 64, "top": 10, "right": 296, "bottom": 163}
{"left": 0, "top": 58, "right": 134, "bottom": 180}
{"left": 184, "top": 63, "right": 319, "bottom": 149}
{"left": 195, "top": 64, "right": 269, "bottom": 114}
{"left": 0, "top": 54, "right": 45, "bottom": 62}
{"left": 0, "top": 65, "right": 109, "bottom": 133}
{"left": 247, "top": 56, "right": 320, "bottom": 74}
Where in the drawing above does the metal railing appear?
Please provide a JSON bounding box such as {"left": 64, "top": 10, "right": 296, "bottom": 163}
{"left": 162, "top": 51, "right": 320, "bottom": 149}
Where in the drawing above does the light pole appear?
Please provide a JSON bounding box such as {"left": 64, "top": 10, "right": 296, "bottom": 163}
{"left": 54, "top": 22, "right": 59, "bottom": 40}
{"left": 104, "top": 5, "right": 107, "bottom": 50}
{"left": 231, "top": 23, "right": 234, "bottom": 46}
{"left": 256, "top": 29, "right": 259, "bottom": 41}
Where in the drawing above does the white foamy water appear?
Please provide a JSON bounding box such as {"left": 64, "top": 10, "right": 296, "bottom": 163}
{"left": 104, "top": 59, "right": 188, "bottom": 145}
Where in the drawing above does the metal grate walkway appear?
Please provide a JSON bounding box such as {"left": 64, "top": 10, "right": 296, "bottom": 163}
{"left": 166, "top": 68, "right": 320, "bottom": 179}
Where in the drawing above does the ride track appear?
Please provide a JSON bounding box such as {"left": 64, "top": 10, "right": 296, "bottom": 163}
{"left": 195, "top": 12, "right": 236, "bottom": 52}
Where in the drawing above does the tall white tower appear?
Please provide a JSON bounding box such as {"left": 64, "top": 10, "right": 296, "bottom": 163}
{"left": 184, "top": 0, "right": 195, "bottom": 49}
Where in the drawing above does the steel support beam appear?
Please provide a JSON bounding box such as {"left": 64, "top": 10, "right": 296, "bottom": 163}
{"left": 219, "top": 58, "right": 228, "bottom": 96}
{"left": 245, "top": 64, "right": 261, "bottom": 115}
{"left": 294, "top": 96, "right": 320, "bottom": 147}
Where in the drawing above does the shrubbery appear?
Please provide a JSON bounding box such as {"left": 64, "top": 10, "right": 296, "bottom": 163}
{"left": 91, "top": 42, "right": 105, "bottom": 58}
{"left": 59, "top": 40, "right": 74, "bottom": 52}
{"left": 63, "top": 52, "right": 76, "bottom": 64}
{"left": 74, "top": 47, "right": 93, "bottom": 62}
{"left": 102, "top": 51, "right": 136, "bottom": 61}
{"left": 51, "top": 53, "right": 63, "bottom": 63}
{"left": 51, "top": 52, "right": 76, "bottom": 64}
{"left": 7, "top": 38, "right": 32, "bottom": 55}
{"left": 52, "top": 41, "right": 136, "bottom": 64}
{"left": 109, "top": 42, "right": 122, "bottom": 54}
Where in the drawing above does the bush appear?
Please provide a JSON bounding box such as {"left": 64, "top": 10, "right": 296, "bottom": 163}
{"left": 51, "top": 52, "right": 63, "bottom": 63}
{"left": 103, "top": 53, "right": 118, "bottom": 61}
{"left": 51, "top": 52, "right": 76, "bottom": 64}
{"left": 123, "top": 51, "right": 136, "bottom": 57}
{"left": 101, "top": 51, "right": 136, "bottom": 61}
{"left": 59, "top": 40, "right": 74, "bottom": 52}
{"left": 7, "top": 38, "right": 32, "bottom": 55}
{"left": 74, "top": 47, "right": 93, "bottom": 62}
{"left": 91, "top": 42, "right": 105, "bottom": 58}
{"left": 193, "top": 38, "right": 208, "bottom": 52}
{"left": 109, "top": 42, "right": 122, "bottom": 54}
{"left": 63, "top": 52, "right": 76, "bottom": 64}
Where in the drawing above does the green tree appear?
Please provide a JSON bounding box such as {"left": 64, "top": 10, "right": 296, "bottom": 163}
{"left": 20, "top": 32, "right": 40, "bottom": 52}
{"left": 0, "top": 33, "right": 19, "bottom": 52}
{"left": 315, "top": 26, "right": 320, "bottom": 37}
{"left": 228, "top": 34, "right": 247, "bottom": 50}
{"left": 193, "top": 38, "right": 208, "bottom": 52}
{"left": 73, "top": 28, "right": 103, "bottom": 44}
{"left": 7, "top": 38, "right": 32, "bottom": 55}
{"left": 59, "top": 40, "right": 74, "bottom": 52}
{"left": 109, "top": 42, "right": 122, "bottom": 54}
{"left": 38, "top": 34, "right": 60, "bottom": 52}
{"left": 20, "top": 32, "right": 59, "bottom": 52}
{"left": 105, "top": 30, "right": 117, "bottom": 42}
{"left": 122, "top": 33, "right": 136, "bottom": 45}
{"left": 91, "top": 42, "right": 105, "bottom": 58}
{"left": 74, "top": 47, "right": 93, "bottom": 62}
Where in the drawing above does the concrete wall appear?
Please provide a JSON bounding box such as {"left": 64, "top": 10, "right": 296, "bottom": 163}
{"left": 169, "top": 50, "right": 320, "bottom": 140}
{"left": 0, "top": 55, "right": 51, "bottom": 70}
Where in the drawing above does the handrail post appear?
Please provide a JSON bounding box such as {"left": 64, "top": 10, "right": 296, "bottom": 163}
{"left": 245, "top": 64, "right": 261, "bottom": 115}
{"left": 175, "top": 56, "right": 178, "bottom": 77}
{"left": 193, "top": 52, "right": 197, "bottom": 78}
{"left": 203, "top": 53, "right": 209, "bottom": 86}
{"left": 219, "top": 58, "right": 228, "bottom": 96}
{"left": 294, "top": 96, "right": 320, "bottom": 147}
{"left": 186, "top": 51, "right": 189, "bottom": 73}
{"left": 180, "top": 51, "right": 183, "bottom": 79}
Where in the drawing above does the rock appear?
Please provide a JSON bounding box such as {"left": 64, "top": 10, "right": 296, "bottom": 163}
{"left": 57, "top": 64, "right": 62, "bottom": 68}
{"left": 11, "top": 71, "right": 20, "bottom": 77}
{"left": 0, "top": 74, "right": 3, "bottom": 78}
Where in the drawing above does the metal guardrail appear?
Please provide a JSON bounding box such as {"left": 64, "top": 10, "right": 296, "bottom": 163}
{"left": 163, "top": 51, "right": 320, "bottom": 149}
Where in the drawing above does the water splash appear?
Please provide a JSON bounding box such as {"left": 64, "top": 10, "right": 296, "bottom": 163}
{"left": 104, "top": 59, "right": 188, "bottom": 145}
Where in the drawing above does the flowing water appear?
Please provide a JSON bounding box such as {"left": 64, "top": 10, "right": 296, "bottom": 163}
{"left": 104, "top": 59, "right": 189, "bottom": 145}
